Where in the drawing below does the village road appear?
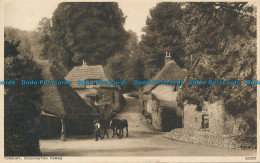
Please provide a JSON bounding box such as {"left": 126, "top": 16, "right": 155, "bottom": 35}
{"left": 40, "top": 94, "right": 256, "bottom": 156}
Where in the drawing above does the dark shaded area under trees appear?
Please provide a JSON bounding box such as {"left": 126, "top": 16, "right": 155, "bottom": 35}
{"left": 4, "top": 39, "right": 43, "bottom": 156}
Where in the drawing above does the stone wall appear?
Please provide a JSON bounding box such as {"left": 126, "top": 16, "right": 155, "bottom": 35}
{"left": 97, "top": 88, "right": 125, "bottom": 112}
{"left": 184, "top": 101, "right": 253, "bottom": 135}
{"left": 206, "top": 101, "right": 225, "bottom": 134}
{"left": 151, "top": 101, "right": 163, "bottom": 131}
{"left": 142, "top": 96, "right": 182, "bottom": 132}
{"left": 184, "top": 101, "right": 226, "bottom": 133}
{"left": 183, "top": 104, "right": 205, "bottom": 131}
{"left": 151, "top": 100, "right": 181, "bottom": 132}
{"left": 96, "top": 88, "right": 114, "bottom": 105}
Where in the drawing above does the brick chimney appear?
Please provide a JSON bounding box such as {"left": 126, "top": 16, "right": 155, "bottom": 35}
{"left": 82, "top": 59, "right": 87, "bottom": 66}
{"left": 165, "top": 50, "right": 172, "bottom": 65}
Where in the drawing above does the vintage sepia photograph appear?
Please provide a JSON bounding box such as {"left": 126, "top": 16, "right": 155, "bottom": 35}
{"left": 1, "top": 0, "right": 258, "bottom": 162}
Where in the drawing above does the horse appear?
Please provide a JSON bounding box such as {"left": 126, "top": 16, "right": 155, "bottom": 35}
{"left": 99, "top": 119, "right": 110, "bottom": 139}
{"left": 110, "top": 119, "right": 128, "bottom": 138}
{"left": 110, "top": 119, "right": 121, "bottom": 138}
{"left": 94, "top": 119, "right": 110, "bottom": 141}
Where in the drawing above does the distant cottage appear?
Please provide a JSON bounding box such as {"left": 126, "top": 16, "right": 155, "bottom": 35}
{"left": 65, "top": 60, "right": 125, "bottom": 120}
{"left": 140, "top": 51, "right": 187, "bottom": 131}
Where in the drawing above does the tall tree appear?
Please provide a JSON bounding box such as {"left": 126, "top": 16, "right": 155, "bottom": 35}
{"left": 140, "top": 2, "right": 185, "bottom": 79}
{"left": 47, "top": 2, "right": 129, "bottom": 67}
{"left": 124, "top": 30, "right": 139, "bottom": 56}
{"left": 104, "top": 30, "right": 144, "bottom": 92}
{"left": 4, "top": 27, "right": 34, "bottom": 58}
{"left": 4, "top": 40, "right": 43, "bottom": 156}
{"left": 176, "top": 2, "right": 256, "bottom": 114}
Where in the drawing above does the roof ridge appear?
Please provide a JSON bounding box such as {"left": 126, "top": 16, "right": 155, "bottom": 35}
{"left": 65, "top": 64, "right": 113, "bottom": 87}
{"left": 143, "top": 59, "right": 187, "bottom": 93}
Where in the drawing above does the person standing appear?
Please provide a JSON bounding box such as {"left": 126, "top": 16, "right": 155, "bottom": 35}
{"left": 94, "top": 119, "right": 101, "bottom": 141}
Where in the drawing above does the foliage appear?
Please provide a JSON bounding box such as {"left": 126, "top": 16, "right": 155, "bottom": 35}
{"left": 124, "top": 30, "right": 139, "bottom": 56}
{"left": 140, "top": 2, "right": 256, "bottom": 76}
{"left": 37, "top": 4, "right": 142, "bottom": 92}
{"left": 140, "top": 2, "right": 185, "bottom": 79}
{"left": 177, "top": 3, "right": 256, "bottom": 117}
{"left": 4, "top": 27, "right": 41, "bottom": 58}
{"left": 104, "top": 30, "right": 144, "bottom": 92}
{"left": 38, "top": 2, "right": 129, "bottom": 71}
{"left": 4, "top": 40, "right": 20, "bottom": 58}
{"left": 141, "top": 2, "right": 256, "bottom": 118}
{"left": 104, "top": 54, "right": 145, "bottom": 92}
{"left": 4, "top": 40, "right": 43, "bottom": 156}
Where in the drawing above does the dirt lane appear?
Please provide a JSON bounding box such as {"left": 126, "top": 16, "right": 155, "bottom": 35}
{"left": 40, "top": 95, "right": 256, "bottom": 156}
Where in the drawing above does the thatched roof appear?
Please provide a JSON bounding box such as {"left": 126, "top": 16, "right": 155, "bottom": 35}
{"left": 151, "top": 85, "right": 178, "bottom": 102}
{"left": 65, "top": 64, "right": 114, "bottom": 88}
{"left": 38, "top": 60, "right": 96, "bottom": 119}
{"left": 143, "top": 60, "right": 187, "bottom": 93}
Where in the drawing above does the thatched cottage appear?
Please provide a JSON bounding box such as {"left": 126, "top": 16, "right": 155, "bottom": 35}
{"left": 140, "top": 51, "right": 187, "bottom": 131}
{"left": 37, "top": 60, "right": 98, "bottom": 140}
{"left": 65, "top": 60, "right": 125, "bottom": 120}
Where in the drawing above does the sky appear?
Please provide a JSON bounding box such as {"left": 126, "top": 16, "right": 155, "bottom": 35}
{"left": 4, "top": 0, "right": 158, "bottom": 40}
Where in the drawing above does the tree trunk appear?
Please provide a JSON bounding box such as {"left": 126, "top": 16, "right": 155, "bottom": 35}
{"left": 78, "top": 118, "right": 82, "bottom": 139}
{"left": 182, "top": 110, "right": 184, "bottom": 128}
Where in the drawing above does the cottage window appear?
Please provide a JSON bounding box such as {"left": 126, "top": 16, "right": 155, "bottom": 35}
{"left": 89, "top": 79, "right": 97, "bottom": 85}
{"left": 195, "top": 106, "right": 202, "bottom": 112}
{"left": 201, "top": 114, "right": 209, "bottom": 129}
{"left": 84, "top": 79, "right": 97, "bottom": 88}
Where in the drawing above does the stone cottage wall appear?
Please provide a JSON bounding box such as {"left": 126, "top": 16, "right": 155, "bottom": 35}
{"left": 96, "top": 88, "right": 114, "bottom": 105}
{"left": 184, "top": 104, "right": 205, "bottom": 130}
{"left": 205, "top": 101, "right": 225, "bottom": 134}
{"left": 184, "top": 101, "right": 251, "bottom": 135}
{"left": 112, "top": 89, "right": 120, "bottom": 112}
{"left": 82, "top": 88, "right": 124, "bottom": 120}
{"left": 205, "top": 101, "right": 248, "bottom": 135}
{"left": 143, "top": 95, "right": 182, "bottom": 132}
{"left": 184, "top": 101, "right": 225, "bottom": 133}
{"left": 151, "top": 100, "right": 179, "bottom": 132}
{"left": 151, "top": 101, "right": 163, "bottom": 131}
{"left": 96, "top": 88, "right": 124, "bottom": 111}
